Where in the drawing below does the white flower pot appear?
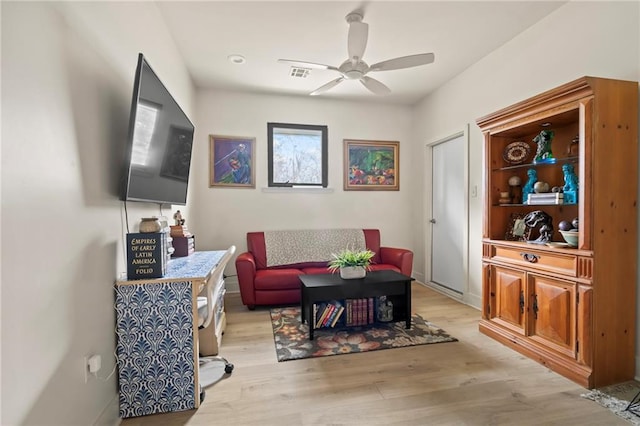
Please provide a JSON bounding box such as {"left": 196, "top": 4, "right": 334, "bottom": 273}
{"left": 340, "top": 266, "right": 366, "bottom": 279}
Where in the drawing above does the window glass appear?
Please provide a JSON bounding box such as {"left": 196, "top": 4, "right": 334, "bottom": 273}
{"left": 268, "top": 123, "right": 328, "bottom": 187}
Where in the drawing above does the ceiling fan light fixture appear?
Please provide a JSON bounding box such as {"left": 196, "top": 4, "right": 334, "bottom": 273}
{"left": 227, "top": 54, "right": 246, "bottom": 65}
{"left": 344, "top": 70, "right": 362, "bottom": 80}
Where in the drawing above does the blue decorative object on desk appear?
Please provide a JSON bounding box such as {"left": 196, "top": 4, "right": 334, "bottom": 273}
{"left": 533, "top": 130, "right": 556, "bottom": 164}
{"left": 522, "top": 168, "right": 537, "bottom": 204}
{"left": 562, "top": 163, "right": 579, "bottom": 204}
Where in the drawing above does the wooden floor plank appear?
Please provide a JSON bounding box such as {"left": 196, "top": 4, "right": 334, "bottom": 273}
{"left": 121, "top": 283, "right": 627, "bottom": 425}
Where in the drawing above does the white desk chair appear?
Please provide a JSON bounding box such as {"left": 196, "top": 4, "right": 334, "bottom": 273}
{"left": 197, "top": 245, "right": 236, "bottom": 392}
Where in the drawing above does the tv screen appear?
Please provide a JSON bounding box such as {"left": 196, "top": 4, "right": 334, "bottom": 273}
{"left": 121, "top": 53, "right": 195, "bottom": 205}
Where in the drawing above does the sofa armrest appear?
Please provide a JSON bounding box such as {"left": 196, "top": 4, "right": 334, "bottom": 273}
{"left": 379, "top": 247, "right": 413, "bottom": 276}
{"left": 235, "top": 252, "right": 257, "bottom": 309}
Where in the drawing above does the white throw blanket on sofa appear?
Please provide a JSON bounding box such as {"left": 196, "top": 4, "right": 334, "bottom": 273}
{"left": 264, "top": 229, "right": 367, "bottom": 267}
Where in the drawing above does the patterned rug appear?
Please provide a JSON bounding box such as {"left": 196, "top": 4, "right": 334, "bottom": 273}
{"left": 581, "top": 381, "right": 640, "bottom": 425}
{"left": 270, "top": 306, "right": 458, "bottom": 362}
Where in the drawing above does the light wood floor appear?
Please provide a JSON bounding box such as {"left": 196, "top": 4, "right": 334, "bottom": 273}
{"left": 121, "top": 283, "right": 628, "bottom": 425}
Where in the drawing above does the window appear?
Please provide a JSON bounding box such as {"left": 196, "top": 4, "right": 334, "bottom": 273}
{"left": 267, "top": 122, "right": 328, "bottom": 187}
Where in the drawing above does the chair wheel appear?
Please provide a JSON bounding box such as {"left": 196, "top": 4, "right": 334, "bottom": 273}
{"left": 225, "top": 363, "right": 234, "bottom": 374}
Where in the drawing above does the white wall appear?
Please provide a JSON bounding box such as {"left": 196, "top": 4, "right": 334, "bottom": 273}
{"left": 412, "top": 0, "right": 639, "bottom": 350}
{"left": 189, "top": 90, "right": 415, "bottom": 289}
{"left": 1, "top": 2, "right": 194, "bottom": 425}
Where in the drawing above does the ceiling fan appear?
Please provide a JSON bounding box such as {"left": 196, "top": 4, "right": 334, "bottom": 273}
{"left": 278, "top": 9, "right": 435, "bottom": 96}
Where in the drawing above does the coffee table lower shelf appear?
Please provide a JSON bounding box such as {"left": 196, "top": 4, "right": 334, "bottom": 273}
{"left": 299, "top": 270, "right": 414, "bottom": 340}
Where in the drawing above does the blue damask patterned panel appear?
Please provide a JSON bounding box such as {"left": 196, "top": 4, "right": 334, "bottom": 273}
{"left": 115, "top": 281, "right": 195, "bottom": 418}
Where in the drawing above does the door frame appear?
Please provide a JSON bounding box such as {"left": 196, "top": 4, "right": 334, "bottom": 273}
{"left": 424, "top": 125, "right": 470, "bottom": 302}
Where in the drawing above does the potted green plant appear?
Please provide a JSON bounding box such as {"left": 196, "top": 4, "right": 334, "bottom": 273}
{"left": 327, "top": 248, "right": 375, "bottom": 279}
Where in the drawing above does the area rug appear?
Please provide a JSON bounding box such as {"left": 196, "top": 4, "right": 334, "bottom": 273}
{"left": 270, "top": 306, "right": 457, "bottom": 362}
{"left": 581, "top": 381, "right": 640, "bottom": 425}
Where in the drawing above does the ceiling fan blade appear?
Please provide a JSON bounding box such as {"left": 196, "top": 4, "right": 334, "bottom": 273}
{"left": 347, "top": 20, "right": 368, "bottom": 61}
{"left": 278, "top": 59, "right": 338, "bottom": 71}
{"left": 310, "top": 77, "right": 345, "bottom": 96}
{"left": 360, "top": 76, "right": 390, "bottom": 95}
{"left": 369, "top": 53, "right": 435, "bottom": 72}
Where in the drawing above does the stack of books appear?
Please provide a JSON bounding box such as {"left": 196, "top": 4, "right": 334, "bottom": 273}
{"left": 158, "top": 216, "right": 174, "bottom": 264}
{"left": 527, "top": 192, "right": 564, "bottom": 205}
{"left": 313, "top": 300, "right": 345, "bottom": 329}
{"left": 170, "top": 225, "right": 194, "bottom": 257}
{"left": 344, "top": 297, "right": 377, "bottom": 326}
{"left": 172, "top": 235, "right": 195, "bottom": 257}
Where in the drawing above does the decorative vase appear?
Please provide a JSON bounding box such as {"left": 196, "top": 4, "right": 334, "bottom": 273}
{"left": 139, "top": 217, "right": 161, "bottom": 233}
{"left": 340, "top": 266, "right": 366, "bottom": 279}
{"left": 377, "top": 296, "right": 394, "bottom": 322}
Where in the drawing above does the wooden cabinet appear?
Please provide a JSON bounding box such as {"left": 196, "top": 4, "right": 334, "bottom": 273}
{"left": 488, "top": 265, "right": 525, "bottom": 334}
{"left": 477, "top": 77, "right": 638, "bottom": 388}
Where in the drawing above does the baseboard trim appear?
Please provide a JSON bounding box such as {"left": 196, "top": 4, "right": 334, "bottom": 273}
{"left": 94, "top": 393, "right": 120, "bottom": 426}
{"left": 417, "top": 281, "right": 481, "bottom": 311}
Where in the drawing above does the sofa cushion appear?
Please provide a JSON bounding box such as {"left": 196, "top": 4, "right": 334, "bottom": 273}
{"left": 254, "top": 269, "right": 304, "bottom": 291}
{"left": 300, "top": 267, "right": 333, "bottom": 275}
{"left": 369, "top": 264, "right": 401, "bottom": 273}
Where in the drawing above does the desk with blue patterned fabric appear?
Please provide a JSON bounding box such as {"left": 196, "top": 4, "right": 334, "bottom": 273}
{"left": 115, "top": 250, "right": 225, "bottom": 418}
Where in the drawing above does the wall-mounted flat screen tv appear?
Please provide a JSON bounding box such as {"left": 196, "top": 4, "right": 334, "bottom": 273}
{"left": 120, "top": 53, "right": 195, "bottom": 205}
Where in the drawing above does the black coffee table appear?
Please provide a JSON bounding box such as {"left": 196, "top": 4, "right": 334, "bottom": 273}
{"left": 299, "top": 270, "right": 414, "bottom": 340}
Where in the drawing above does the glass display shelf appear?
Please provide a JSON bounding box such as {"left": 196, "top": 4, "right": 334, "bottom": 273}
{"left": 493, "top": 156, "right": 578, "bottom": 172}
{"left": 494, "top": 202, "right": 577, "bottom": 207}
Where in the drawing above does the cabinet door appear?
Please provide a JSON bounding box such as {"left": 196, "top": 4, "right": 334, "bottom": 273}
{"left": 528, "top": 274, "right": 576, "bottom": 358}
{"left": 490, "top": 265, "right": 525, "bottom": 334}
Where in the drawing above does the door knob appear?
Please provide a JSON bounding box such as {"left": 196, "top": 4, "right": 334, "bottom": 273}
{"left": 429, "top": 219, "right": 436, "bottom": 224}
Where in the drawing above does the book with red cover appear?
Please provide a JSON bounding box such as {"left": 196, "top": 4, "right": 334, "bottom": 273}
{"left": 321, "top": 304, "right": 336, "bottom": 327}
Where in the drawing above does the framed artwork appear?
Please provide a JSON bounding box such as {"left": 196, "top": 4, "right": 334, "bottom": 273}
{"left": 209, "top": 135, "right": 256, "bottom": 188}
{"left": 344, "top": 139, "right": 399, "bottom": 191}
{"left": 505, "top": 213, "right": 532, "bottom": 241}
{"left": 161, "top": 125, "right": 194, "bottom": 182}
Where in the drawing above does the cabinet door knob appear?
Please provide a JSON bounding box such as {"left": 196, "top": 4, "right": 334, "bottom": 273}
{"left": 520, "top": 252, "right": 539, "bottom": 263}
{"left": 429, "top": 218, "right": 436, "bottom": 224}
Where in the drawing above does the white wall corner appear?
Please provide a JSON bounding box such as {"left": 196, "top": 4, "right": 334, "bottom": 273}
{"left": 93, "top": 394, "right": 120, "bottom": 426}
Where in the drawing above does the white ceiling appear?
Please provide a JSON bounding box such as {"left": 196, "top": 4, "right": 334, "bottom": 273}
{"left": 158, "top": 1, "right": 566, "bottom": 105}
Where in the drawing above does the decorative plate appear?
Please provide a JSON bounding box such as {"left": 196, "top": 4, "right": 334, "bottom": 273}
{"left": 503, "top": 141, "right": 531, "bottom": 165}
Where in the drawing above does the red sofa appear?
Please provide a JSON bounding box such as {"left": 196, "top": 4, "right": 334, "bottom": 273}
{"left": 235, "top": 229, "right": 413, "bottom": 309}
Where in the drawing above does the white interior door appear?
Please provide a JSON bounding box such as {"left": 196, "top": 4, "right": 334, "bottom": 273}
{"left": 429, "top": 132, "right": 466, "bottom": 294}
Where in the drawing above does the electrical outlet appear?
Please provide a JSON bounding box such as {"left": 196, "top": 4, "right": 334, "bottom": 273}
{"left": 88, "top": 355, "right": 102, "bottom": 374}
{"left": 84, "top": 354, "right": 102, "bottom": 383}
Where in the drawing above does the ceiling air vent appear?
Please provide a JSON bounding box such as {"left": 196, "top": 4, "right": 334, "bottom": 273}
{"left": 289, "top": 67, "right": 310, "bottom": 78}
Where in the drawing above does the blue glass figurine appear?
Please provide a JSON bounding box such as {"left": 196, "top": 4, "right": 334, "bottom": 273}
{"left": 522, "top": 168, "right": 537, "bottom": 204}
{"left": 562, "top": 163, "right": 578, "bottom": 204}
{"left": 533, "top": 130, "right": 556, "bottom": 164}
